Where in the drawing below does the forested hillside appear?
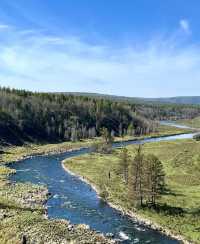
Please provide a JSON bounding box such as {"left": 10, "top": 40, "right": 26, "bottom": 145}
{"left": 65, "top": 92, "right": 200, "bottom": 106}
{"left": 64, "top": 92, "right": 200, "bottom": 120}
{"left": 0, "top": 87, "right": 200, "bottom": 146}
{"left": 143, "top": 96, "right": 200, "bottom": 105}
{"left": 0, "top": 88, "right": 154, "bottom": 146}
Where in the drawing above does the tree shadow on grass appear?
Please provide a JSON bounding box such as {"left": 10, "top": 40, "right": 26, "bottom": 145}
{"left": 162, "top": 187, "right": 185, "bottom": 197}
{"left": 142, "top": 203, "right": 185, "bottom": 216}
{"left": 190, "top": 208, "right": 200, "bottom": 216}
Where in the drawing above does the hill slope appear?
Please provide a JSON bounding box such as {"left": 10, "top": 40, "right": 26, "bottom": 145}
{"left": 62, "top": 93, "right": 200, "bottom": 105}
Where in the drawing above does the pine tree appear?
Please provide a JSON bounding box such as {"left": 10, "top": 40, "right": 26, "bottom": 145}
{"left": 145, "top": 154, "right": 165, "bottom": 205}
{"left": 128, "top": 145, "right": 145, "bottom": 206}
{"left": 119, "top": 148, "right": 129, "bottom": 184}
{"left": 100, "top": 127, "right": 113, "bottom": 145}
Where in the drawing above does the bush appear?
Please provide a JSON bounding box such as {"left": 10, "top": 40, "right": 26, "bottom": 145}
{"left": 91, "top": 142, "right": 113, "bottom": 154}
{"left": 193, "top": 133, "right": 200, "bottom": 141}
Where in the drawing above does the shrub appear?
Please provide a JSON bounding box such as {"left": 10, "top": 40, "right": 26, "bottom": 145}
{"left": 193, "top": 133, "right": 200, "bottom": 141}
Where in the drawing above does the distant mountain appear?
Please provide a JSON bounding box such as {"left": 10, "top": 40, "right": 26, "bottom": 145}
{"left": 143, "top": 97, "right": 200, "bottom": 105}
{"left": 63, "top": 92, "right": 200, "bottom": 105}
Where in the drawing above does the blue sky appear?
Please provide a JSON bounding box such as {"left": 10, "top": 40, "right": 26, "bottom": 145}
{"left": 0, "top": 0, "right": 200, "bottom": 97}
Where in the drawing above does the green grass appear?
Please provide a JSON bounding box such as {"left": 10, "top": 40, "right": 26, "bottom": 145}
{"left": 0, "top": 182, "right": 112, "bottom": 244}
{"left": 0, "top": 177, "right": 113, "bottom": 244}
{"left": 0, "top": 122, "right": 189, "bottom": 165}
{"left": 0, "top": 166, "right": 15, "bottom": 176}
{"left": 178, "top": 117, "right": 200, "bottom": 129}
{"left": 114, "top": 124, "right": 192, "bottom": 142}
{"left": 0, "top": 139, "right": 100, "bottom": 164}
{"left": 0, "top": 124, "right": 192, "bottom": 243}
{"left": 64, "top": 139, "right": 200, "bottom": 243}
{"left": 0, "top": 139, "right": 117, "bottom": 244}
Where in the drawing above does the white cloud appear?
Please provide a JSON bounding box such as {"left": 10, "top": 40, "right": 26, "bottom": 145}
{"left": 0, "top": 26, "right": 200, "bottom": 97}
{"left": 0, "top": 23, "right": 10, "bottom": 30}
{"left": 179, "top": 19, "right": 190, "bottom": 34}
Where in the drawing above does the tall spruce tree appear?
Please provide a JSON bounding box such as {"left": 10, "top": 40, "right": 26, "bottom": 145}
{"left": 128, "top": 145, "right": 145, "bottom": 206}
{"left": 145, "top": 154, "right": 165, "bottom": 205}
{"left": 119, "top": 147, "right": 129, "bottom": 184}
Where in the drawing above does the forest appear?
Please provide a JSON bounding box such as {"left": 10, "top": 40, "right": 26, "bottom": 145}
{"left": 0, "top": 87, "right": 200, "bottom": 146}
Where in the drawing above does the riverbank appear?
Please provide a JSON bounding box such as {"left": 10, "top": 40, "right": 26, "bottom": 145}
{"left": 61, "top": 162, "right": 190, "bottom": 243}
{"left": 114, "top": 124, "right": 195, "bottom": 143}
{"left": 0, "top": 166, "right": 116, "bottom": 243}
{"left": 0, "top": 122, "right": 191, "bottom": 165}
{"left": 0, "top": 124, "right": 194, "bottom": 244}
{"left": 177, "top": 117, "right": 200, "bottom": 130}
{"left": 0, "top": 139, "right": 97, "bottom": 164}
{"left": 63, "top": 139, "right": 200, "bottom": 244}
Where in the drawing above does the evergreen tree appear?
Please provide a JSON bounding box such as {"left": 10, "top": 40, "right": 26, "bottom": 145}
{"left": 128, "top": 145, "right": 145, "bottom": 206}
{"left": 119, "top": 148, "right": 129, "bottom": 184}
{"left": 100, "top": 127, "right": 113, "bottom": 145}
{"left": 145, "top": 154, "right": 165, "bottom": 205}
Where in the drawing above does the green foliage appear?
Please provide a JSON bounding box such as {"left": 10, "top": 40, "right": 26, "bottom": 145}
{"left": 128, "top": 146, "right": 145, "bottom": 206}
{"left": 193, "top": 133, "right": 200, "bottom": 141}
{"left": 92, "top": 128, "right": 114, "bottom": 154}
{"left": 100, "top": 127, "right": 113, "bottom": 145}
{"left": 145, "top": 154, "right": 166, "bottom": 205}
{"left": 118, "top": 148, "right": 129, "bottom": 184}
{"left": 65, "top": 139, "right": 200, "bottom": 242}
{"left": 0, "top": 87, "right": 159, "bottom": 146}
{"left": 0, "top": 181, "right": 112, "bottom": 244}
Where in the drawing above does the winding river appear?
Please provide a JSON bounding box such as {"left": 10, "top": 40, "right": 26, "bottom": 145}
{"left": 9, "top": 124, "right": 196, "bottom": 244}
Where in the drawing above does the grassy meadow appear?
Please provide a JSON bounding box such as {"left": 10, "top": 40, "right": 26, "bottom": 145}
{"left": 0, "top": 123, "right": 190, "bottom": 165}
{"left": 178, "top": 117, "right": 200, "bottom": 129}
{"left": 64, "top": 138, "right": 200, "bottom": 243}
{"left": 0, "top": 123, "right": 194, "bottom": 243}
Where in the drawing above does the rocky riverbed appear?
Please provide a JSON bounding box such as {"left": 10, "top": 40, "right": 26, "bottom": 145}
{"left": 0, "top": 170, "right": 116, "bottom": 243}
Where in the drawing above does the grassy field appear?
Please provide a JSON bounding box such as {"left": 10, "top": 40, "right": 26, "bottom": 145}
{"left": 64, "top": 139, "right": 200, "bottom": 243}
{"left": 0, "top": 139, "right": 99, "bottom": 164}
{"left": 0, "top": 123, "right": 190, "bottom": 165}
{"left": 114, "top": 124, "right": 192, "bottom": 142}
{"left": 178, "top": 117, "right": 200, "bottom": 129}
{"left": 0, "top": 124, "right": 192, "bottom": 244}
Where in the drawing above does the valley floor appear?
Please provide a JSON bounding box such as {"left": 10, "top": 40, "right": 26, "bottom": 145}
{"left": 63, "top": 139, "right": 200, "bottom": 244}
{"left": 0, "top": 123, "right": 192, "bottom": 164}
{"left": 0, "top": 124, "right": 193, "bottom": 244}
{"left": 0, "top": 159, "right": 115, "bottom": 244}
{"left": 177, "top": 117, "right": 200, "bottom": 130}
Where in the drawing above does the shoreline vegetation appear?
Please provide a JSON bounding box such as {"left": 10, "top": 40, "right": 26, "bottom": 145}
{"left": 1, "top": 87, "right": 200, "bottom": 148}
{"left": 61, "top": 162, "right": 190, "bottom": 244}
{"left": 62, "top": 136, "right": 200, "bottom": 244}
{"left": 0, "top": 123, "right": 196, "bottom": 243}
{"left": 0, "top": 177, "right": 115, "bottom": 243}
{"left": 0, "top": 123, "right": 192, "bottom": 164}
{"left": 177, "top": 117, "right": 200, "bottom": 130}
{"left": 0, "top": 159, "right": 116, "bottom": 243}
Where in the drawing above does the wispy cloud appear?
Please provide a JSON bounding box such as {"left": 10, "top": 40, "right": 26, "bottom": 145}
{"left": 0, "top": 24, "right": 199, "bottom": 97}
{"left": 179, "top": 19, "right": 190, "bottom": 34}
{"left": 0, "top": 23, "right": 10, "bottom": 30}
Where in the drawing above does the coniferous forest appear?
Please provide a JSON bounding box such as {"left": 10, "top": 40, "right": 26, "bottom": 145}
{"left": 1, "top": 87, "right": 200, "bottom": 146}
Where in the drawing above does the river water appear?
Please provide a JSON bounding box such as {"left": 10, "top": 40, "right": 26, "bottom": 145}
{"left": 9, "top": 126, "right": 195, "bottom": 243}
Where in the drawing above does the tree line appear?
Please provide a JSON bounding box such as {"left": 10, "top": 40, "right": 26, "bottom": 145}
{"left": 0, "top": 87, "right": 156, "bottom": 146}
{"left": 1, "top": 87, "right": 200, "bottom": 146}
